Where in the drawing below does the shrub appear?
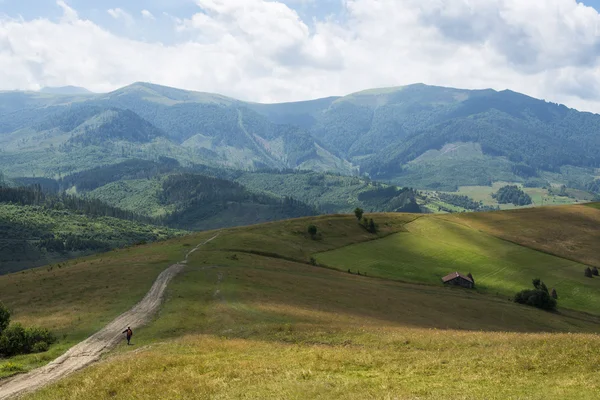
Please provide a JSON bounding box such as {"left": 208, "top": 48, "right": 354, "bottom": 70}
{"left": 551, "top": 288, "right": 558, "bottom": 299}
{"left": 593, "top": 267, "right": 599, "bottom": 276}
{"left": 32, "top": 341, "right": 49, "bottom": 353}
{"left": 354, "top": 208, "right": 364, "bottom": 221}
{"left": 514, "top": 279, "right": 557, "bottom": 311}
{"left": 368, "top": 219, "right": 376, "bottom": 233}
{"left": 0, "top": 324, "right": 27, "bottom": 357}
{"left": 0, "top": 303, "right": 9, "bottom": 336}
{"left": 0, "top": 324, "right": 56, "bottom": 357}
{"left": 585, "top": 267, "right": 593, "bottom": 278}
{"left": 307, "top": 225, "right": 318, "bottom": 238}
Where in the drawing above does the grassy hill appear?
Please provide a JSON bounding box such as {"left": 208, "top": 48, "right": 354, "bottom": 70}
{"left": 1, "top": 207, "right": 600, "bottom": 398}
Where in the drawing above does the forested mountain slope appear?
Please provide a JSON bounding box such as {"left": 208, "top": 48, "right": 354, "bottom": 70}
{"left": 2, "top": 82, "right": 600, "bottom": 191}
{"left": 0, "top": 184, "right": 183, "bottom": 274}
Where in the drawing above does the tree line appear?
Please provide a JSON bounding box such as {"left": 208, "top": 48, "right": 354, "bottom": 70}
{"left": 0, "top": 185, "right": 157, "bottom": 225}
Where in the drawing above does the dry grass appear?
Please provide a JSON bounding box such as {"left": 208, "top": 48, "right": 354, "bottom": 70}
{"left": 446, "top": 205, "right": 600, "bottom": 267}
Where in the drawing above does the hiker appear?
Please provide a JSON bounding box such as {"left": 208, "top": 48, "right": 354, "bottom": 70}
{"left": 122, "top": 326, "right": 133, "bottom": 345}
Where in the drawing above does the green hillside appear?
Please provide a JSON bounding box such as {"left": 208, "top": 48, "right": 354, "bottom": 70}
{"left": 316, "top": 216, "right": 598, "bottom": 313}
{"left": 0, "top": 208, "right": 598, "bottom": 399}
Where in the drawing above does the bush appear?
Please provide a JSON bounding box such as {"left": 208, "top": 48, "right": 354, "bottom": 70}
{"left": 514, "top": 279, "right": 557, "bottom": 311}
{"left": 0, "top": 324, "right": 27, "bottom": 356}
{"left": 0, "top": 303, "right": 9, "bottom": 336}
{"left": 307, "top": 225, "right": 318, "bottom": 238}
{"left": 593, "top": 267, "right": 599, "bottom": 276}
{"left": 32, "top": 341, "right": 49, "bottom": 353}
{"left": 0, "top": 324, "right": 56, "bottom": 357}
{"left": 585, "top": 267, "right": 593, "bottom": 278}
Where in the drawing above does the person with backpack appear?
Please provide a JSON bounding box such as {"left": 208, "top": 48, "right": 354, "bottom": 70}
{"left": 122, "top": 326, "right": 133, "bottom": 345}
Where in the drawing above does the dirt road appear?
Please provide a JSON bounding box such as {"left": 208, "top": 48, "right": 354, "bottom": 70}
{"left": 0, "top": 234, "right": 219, "bottom": 399}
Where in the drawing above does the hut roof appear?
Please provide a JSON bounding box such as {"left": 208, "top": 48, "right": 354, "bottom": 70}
{"left": 442, "top": 272, "right": 473, "bottom": 283}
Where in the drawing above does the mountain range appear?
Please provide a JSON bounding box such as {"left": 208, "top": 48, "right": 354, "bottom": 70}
{"left": 2, "top": 82, "right": 600, "bottom": 191}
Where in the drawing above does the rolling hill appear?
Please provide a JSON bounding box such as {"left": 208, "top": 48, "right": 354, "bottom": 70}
{"left": 2, "top": 82, "right": 600, "bottom": 195}
{"left": 1, "top": 206, "right": 600, "bottom": 399}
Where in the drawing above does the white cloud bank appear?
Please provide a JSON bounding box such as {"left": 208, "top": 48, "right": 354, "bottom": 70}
{"left": 2, "top": 0, "right": 600, "bottom": 112}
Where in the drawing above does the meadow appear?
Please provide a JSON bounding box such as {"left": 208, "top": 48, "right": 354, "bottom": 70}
{"left": 453, "top": 182, "right": 586, "bottom": 210}
{"left": 1, "top": 209, "right": 599, "bottom": 399}
{"left": 316, "top": 216, "right": 600, "bottom": 314}
{"left": 25, "top": 240, "right": 600, "bottom": 399}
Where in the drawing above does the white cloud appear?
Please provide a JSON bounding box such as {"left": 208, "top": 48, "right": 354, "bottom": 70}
{"left": 107, "top": 7, "right": 134, "bottom": 27}
{"left": 141, "top": 10, "right": 155, "bottom": 20}
{"left": 2, "top": 0, "right": 600, "bottom": 112}
{"left": 57, "top": 0, "right": 78, "bottom": 23}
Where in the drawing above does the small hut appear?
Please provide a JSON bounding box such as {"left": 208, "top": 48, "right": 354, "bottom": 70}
{"left": 442, "top": 272, "right": 474, "bottom": 289}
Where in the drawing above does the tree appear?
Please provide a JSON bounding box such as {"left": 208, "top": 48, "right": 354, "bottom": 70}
{"left": 467, "top": 273, "right": 475, "bottom": 287}
{"left": 0, "top": 302, "right": 9, "bottom": 336}
{"left": 307, "top": 224, "right": 318, "bottom": 238}
{"left": 354, "top": 208, "right": 364, "bottom": 221}
{"left": 368, "top": 218, "right": 376, "bottom": 233}
{"left": 593, "top": 267, "right": 599, "bottom": 276}
{"left": 585, "top": 267, "right": 593, "bottom": 278}
{"left": 514, "top": 279, "right": 557, "bottom": 311}
{"left": 551, "top": 288, "right": 558, "bottom": 299}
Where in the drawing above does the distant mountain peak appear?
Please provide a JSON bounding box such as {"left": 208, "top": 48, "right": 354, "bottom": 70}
{"left": 39, "top": 86, "right": 94, "bottom": 95}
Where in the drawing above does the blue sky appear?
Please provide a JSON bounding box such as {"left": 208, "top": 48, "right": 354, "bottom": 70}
{"left": 2, "top": 0, "right": 600, "bottom": 112}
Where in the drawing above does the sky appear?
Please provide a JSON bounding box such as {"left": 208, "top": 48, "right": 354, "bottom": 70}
{"left": 2, "top": 1, "right": 600, "bottom": 112}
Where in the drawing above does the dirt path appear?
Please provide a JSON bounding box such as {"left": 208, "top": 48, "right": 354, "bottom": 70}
{"left": 0, "top": 234, "right": 219, "bottom": 399}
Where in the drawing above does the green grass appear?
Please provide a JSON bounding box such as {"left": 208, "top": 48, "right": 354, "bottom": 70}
{"left": 585, "top": 202, "right": 600, "bottom": 210}
{"left": 315, "top": 217, "right": 599, "bottom": 314}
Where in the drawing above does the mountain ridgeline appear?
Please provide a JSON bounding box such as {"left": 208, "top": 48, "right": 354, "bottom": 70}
{"left": 2, "top": 82, "right": 600, "bottom": 191}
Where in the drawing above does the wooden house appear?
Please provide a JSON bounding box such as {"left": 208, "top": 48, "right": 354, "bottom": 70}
{"left": 442, "top": 272, "right": 474, "bottom": 289}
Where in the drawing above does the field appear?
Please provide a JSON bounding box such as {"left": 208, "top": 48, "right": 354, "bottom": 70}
{"left": 316, "top": 217, "right": 599, "bottom": 313}
{"left": 452, "top": 182, "right": 587, "bottom": 210}
{"left": 448, "top": 204, "right": 600, "bottom": 267}
{"left": 0, "top": 209, "right": 599, "bottom": 398}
